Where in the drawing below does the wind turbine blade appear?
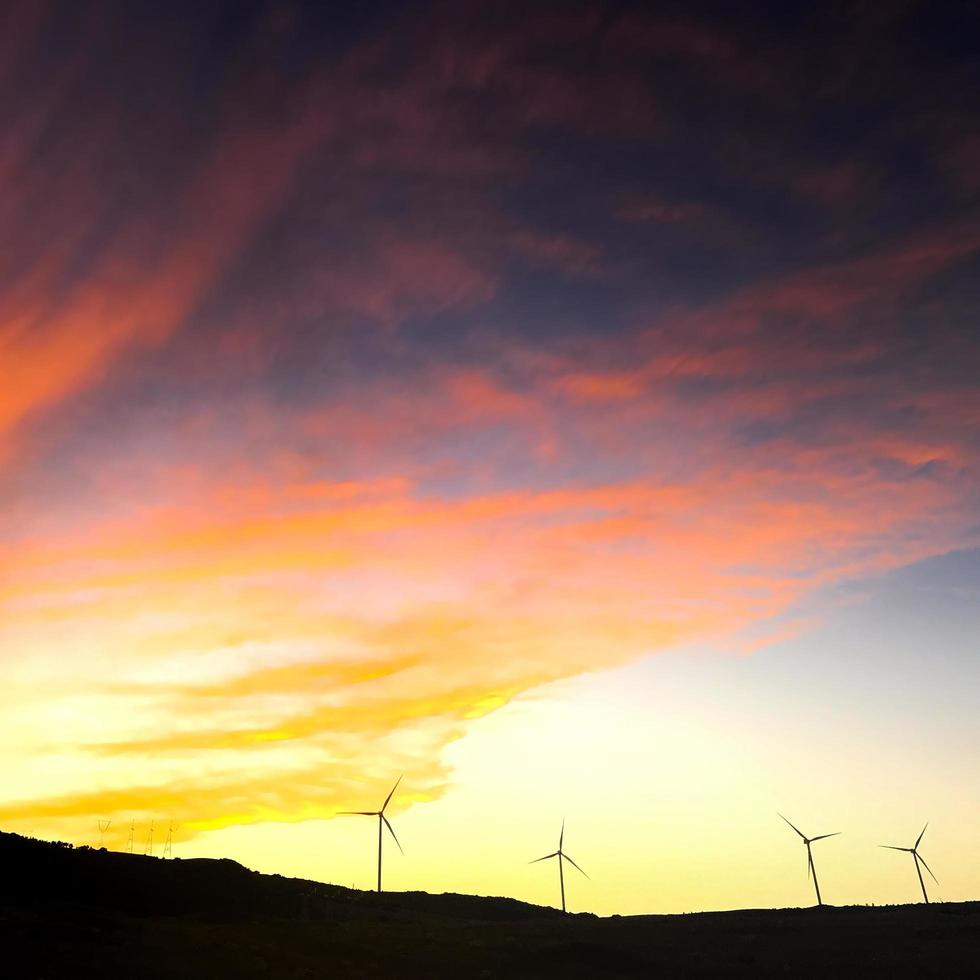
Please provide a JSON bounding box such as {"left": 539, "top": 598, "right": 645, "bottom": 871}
{"left": 807, "top": 852, "right": 812, "bottom": 881}
{"left": 560, "top": 818, "right": 565, "bottom": 850}
{"left": 879, "top": 845, "right": 910, "bottom": 852}
{"left": 381, "top": 775, "right": 403, "bottom": 814}
{"left": 338, "top": 811, "right": 377, "bottom": 816}
{"left": 562, "top": 852, "right": 589, "bottom": 879}
{"left": 916, "top": 853, "right": 940, "bottom": 886}
{"left": 810, "top": 833, "right": 841, "bottom": 842}
{"left": 529, "top": 852, "right": 558, "bottom": 864}
{"left": 381, "top": 815, "right": 404, "bottom": 855}
{"left": 778, "top": 813, "right": 806, "bottom": 840}
{"left": 915, "top": 823, "right": 928, "bottom": 850}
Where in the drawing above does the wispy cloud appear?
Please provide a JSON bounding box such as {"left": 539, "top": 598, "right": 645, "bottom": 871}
{"left": 1, "top": 0, "right": 978, "bottom": 845}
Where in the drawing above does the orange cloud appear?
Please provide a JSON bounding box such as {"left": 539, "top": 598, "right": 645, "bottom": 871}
{"left": 1, "top": 5, "right": 978, "bottom": 856}
{"left": 0, "top": 12, "right": 336, "bottom": 463}
{"left": 2, "top": 390, "right": 971, "bottom": 840}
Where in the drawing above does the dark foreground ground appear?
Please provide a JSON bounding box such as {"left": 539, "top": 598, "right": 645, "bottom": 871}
{"left": 1, "top": 831, "right": 977, "bottom": 978}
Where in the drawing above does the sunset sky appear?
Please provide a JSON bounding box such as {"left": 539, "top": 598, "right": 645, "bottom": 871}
{"left": 2, "top": 0, "right": 978, "bottom": 915}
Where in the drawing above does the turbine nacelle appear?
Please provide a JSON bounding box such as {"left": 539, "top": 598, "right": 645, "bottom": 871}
{"left": 530, "top": 819, "right": 589, "bottom": 913}
{"left": 339, "top": 777, "right": 405, "bottom": 892}
{"left": 778, "top": 813, "right": 840, "bottom": 907}
{"left": 880, "top": 823, "right": 938, "bottom": 904}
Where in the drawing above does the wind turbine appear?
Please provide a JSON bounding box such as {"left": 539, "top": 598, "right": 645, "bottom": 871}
{"left": 339, "top": 777, "right": 404, "bottom": 893}
{"left": 778, "top": 813, "right": 840, "bottom": 907}
{"left": 530, "top": 820, "right": 589, "bottom": 913}
{"left": 881, "top": 823, "right": 938, "bottom": 904}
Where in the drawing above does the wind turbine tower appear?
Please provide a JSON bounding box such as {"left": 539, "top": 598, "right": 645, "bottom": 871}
{"left": 339, "top": 777, "right": 404, "bottom": 892}
{"left": 778, "top": 813, "right": 840, "bottom": 907}
{"left": 530, "top": 820, "right": 589, "bottom": 913}
{"left": 881, "top": 823, "right": 938, "bottom": 904}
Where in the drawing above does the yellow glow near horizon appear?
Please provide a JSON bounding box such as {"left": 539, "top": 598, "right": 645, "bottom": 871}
{"left": 2, "top": 18, "right": 979, "bottom": 913}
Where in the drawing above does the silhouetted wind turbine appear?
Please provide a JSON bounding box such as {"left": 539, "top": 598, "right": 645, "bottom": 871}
{"left": 339, "top": 777, "right": 404, "bottom": 893}
{"left": 530, "top": 820, "right": 589, "bottom": 913}
{"left": 778, "top": 813, "right": 840, "bottom": 907}
{"left": 881, "top": 823, "right": 938, "bottom": 904}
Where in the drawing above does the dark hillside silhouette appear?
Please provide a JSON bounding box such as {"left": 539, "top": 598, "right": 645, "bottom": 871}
{"left": 1, "top": 830, "right": 979, "bottom": 978}
{"left": 0, "top": 830, "right": 552, "bottom": 924}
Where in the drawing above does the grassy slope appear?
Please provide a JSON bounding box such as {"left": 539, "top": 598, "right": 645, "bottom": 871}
{"left": 2, "top": 831, "right": 977, "bottom": 978}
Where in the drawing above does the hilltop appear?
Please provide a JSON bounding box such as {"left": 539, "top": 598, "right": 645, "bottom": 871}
{"left": 1, "top": 830, "right": 977, "bottom": 978}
